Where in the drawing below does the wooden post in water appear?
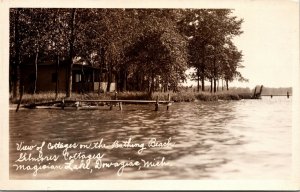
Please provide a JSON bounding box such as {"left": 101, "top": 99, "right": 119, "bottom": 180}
{"left": 167, "top": 93, "right": 171, "bottom": 111}
{"left": 61, "top": 98, "right": 65, "bottom": 110}
{"left": 16, "top": 86, "right": 24, "bottom": 112}
{"left": 287, "top": 91, "right": 289, "bottom": 99}
{"left": 119, "top": 102, "right": 123, "bottom": 111}
{"left": 75, "top": 101, "right": 80, "bottom": 110}
{"left": 110, "top": 91, "right": 117, "bottom": 110}
{"left": 155, "top": 96, "right": 159, "bottom": 111}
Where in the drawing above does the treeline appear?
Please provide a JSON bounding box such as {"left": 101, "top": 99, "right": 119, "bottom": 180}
{"left": 10, "top": 8, "right": 245, "bottom": 98}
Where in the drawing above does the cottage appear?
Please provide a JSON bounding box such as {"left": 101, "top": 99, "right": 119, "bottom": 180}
{"left": 20, "top": 57, "right": 116, "bottom": 94}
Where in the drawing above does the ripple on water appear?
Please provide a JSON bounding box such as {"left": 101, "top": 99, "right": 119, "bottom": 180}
{"left": 9, "top": 97, "right": 292, "bottom": 179}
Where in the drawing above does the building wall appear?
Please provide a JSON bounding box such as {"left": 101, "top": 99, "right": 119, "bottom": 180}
{"left": 21, "top": 64, "right": 115, "bottom": 93}
{"left": 36, "top": 65, "right": 67, "bottom": 92}
{"left": 21, "top": 65, "right": 67, "bottom": 93}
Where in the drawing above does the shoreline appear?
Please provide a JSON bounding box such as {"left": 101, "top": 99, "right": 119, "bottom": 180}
{"left": 9, "top": 91, "right": 254, "bottom": 111}
{"left": 9, "top": 91, "right": 253, "bottom": 104}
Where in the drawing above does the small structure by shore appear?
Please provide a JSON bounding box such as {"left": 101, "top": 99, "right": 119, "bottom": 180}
{"left": 252, "top": 85, "right": 263, "bottom": 99}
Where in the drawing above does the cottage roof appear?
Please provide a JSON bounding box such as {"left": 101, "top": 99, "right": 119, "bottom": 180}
{"left": 20, "top": 54, "right": 100, "bottom": 70}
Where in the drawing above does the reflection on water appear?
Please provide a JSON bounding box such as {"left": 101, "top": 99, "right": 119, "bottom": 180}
{"left": 9, "top": 96, "right": 292, "bottom": 179}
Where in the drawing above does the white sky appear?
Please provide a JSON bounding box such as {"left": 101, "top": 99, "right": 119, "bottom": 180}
{"left": 185, "top": 0, "right": 299, "bottom": 89}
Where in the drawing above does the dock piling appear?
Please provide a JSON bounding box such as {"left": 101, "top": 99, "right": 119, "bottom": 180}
{"left": 167, "top": 94, "right": 171, "bottom": 111}
{"left": 155, "top": 96, "right": 159, "bottom": 111}
{"left": 75, "top": 101, "right": 80, "bottom": 110}
{"left": 61, "top": 98, "right": 65, "bottom": 110}
{"left": 119, "top": 102, "right": 123, "bottom": 111}
{"left": 110, "top": 91, "right": 118, "bottom": 110}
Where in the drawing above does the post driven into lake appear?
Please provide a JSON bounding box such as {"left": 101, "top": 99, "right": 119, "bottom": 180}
{"left": 167, "top": 94, "right": 171, "bottom": 111}
{"left": 155, "top": 96, "right": 159, "bottom": 111}
{"left": 61, "top": 98, "right": 65, "bottom": 110}
{"left": 110, "top": 92, "right": 118, "bottom": 110}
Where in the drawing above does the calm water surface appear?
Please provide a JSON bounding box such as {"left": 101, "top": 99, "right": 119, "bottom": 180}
{"left": 9, "top": 96, "right": 292, "bottom": 179}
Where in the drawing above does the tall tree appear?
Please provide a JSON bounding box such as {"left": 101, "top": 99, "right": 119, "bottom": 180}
{"left": 123, "top": 9, "right": 188, "bottom": 94}
{"left": 10, "top": 9, "right": 21, "bottom": 98}
{"left": 66, "top": 8, "right": 76, "bottom": 97}
{"left": 179, "top": 9, "right": 244, "bottom": 92}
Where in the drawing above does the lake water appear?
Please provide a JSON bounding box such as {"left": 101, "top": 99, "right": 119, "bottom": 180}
{"left": 9, "top": 96, "right": 292, "bottom": 180}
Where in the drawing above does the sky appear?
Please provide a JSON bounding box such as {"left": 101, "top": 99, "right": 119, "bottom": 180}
{"left": 184, "top": 0, "right": 299, "bottom": 89}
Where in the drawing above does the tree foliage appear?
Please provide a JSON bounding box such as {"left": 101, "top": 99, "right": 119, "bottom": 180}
{"left": 9, "top": 8, "right": 245, "bottom": 97}
{"left": 179, "top": 9, "right": 245, "bottom": 92}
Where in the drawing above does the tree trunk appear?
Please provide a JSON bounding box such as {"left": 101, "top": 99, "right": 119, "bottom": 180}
{"left": 149, "top": 74, "right": 155, "bottom": 95}
{"left": 213, "top": 58, "right": 217, "bottom": 93}
{"left": 210, "top": 78, "right": 213, "bottom": 93}
{"left": 98, "top": 62, "right": 103, "bottom": 94}
{"left": 196, "top": 69, "right": 200, "bottom": 92}
{"left": 201, "top": 75, "right": 205, "bottom": 92}
{"left": 98, "top": 48, "right": 104, "bottom": 95}
{"left": 124, "top": 71, "right": 127, "bottom": 91}
{"left": 120, "top": 69, "right": 127, "bottom": 92}
{"left": 92, "top": 70, "right": 95, "bottom": 89}
{"left": 226, "top": 79, "right": 229, "bottom": 91}
{"left": 136, "top": 73, "right": 140, "bottom": 91}
{"left": 213, "top": 78, "right": 217, "bottom": 93}
{"left": 98, "top": 72, "right": 102, "bottom": 94}
{"left": 201, "top": 76, "right": 205, "bottom": 91}
{"left": 66, "top": 8, "right": 76, "bottom": 98}
{"left": 222, "top": 79, "right": 224, "bottom": 91}
{"left": 13, "top": 9, "right": 20, "bottom": 99}
{"left": 164, "top": 81, "right": 168, "bottom": 92}
{"left": 116, "top": 71, "right": 120, "bottom": 92}
{"left": 106, "top": 63, "right": 112, "bottom": 92}
{"left": 201, "top": 66, "right": 205, "bottom": 92}
{"left": 81, "top": 65, "right": 85, "bottom": 94}
{"left": 55, "top": 55, "right": 60, "bottom": 100}
{"left": 197, "top": 75, "right": 200, "bottom": 92}
{"left": 141, "top": 73, "right": 145, "bottom": 91}
{"left": 33, "top": 48, "right": 38, "bottom": 94}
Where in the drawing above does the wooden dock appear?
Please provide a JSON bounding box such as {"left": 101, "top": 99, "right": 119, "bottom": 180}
{"left": 261, "top": 95, "right": 292, "bottom": 97}
{"left": 252, "top": 85, "right": 291, "bottom": 99}
{"left": 261, "top": 94, "right": 291, "bottom": 98}
{"left": 22, "top": 94, "right": 173, "bottom": 111}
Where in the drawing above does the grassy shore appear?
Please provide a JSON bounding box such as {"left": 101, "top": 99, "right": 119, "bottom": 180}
{"left": 10, "top": 90, "right": 253, "bottom": 104}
